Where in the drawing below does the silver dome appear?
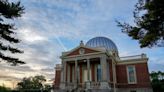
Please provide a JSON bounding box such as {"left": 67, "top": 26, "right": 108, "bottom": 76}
{"left": 86, "top": 37, "right": 118, "bottom": 52}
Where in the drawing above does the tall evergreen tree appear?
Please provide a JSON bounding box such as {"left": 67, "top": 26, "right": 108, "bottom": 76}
{"left": 117, "top": 0, "right": 164, "bottom": 48}
{"left": 0, "top": 0, "right": 25, "bottom": 65}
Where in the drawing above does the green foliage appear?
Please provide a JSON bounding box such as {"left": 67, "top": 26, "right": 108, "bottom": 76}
{"left": 150, "top": 71, "right": 164, "bottom": 92}
{"left": 17, "top": 75, "right": 47, "bottom": 92}
{"left": 0, "top": 86, "right": 11, "bottom": 92}
{"left": 117, "top": 0, "right": 164, "bottom": 48}
{"left": 44, "top": 84, "right": 51, "bottom": 92}
{"left": 0, "top": 0, "right": 25, "bottom": 65}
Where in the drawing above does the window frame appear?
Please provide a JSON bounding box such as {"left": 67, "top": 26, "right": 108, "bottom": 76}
{"left": 126, "top": 65, "right": 137, "bottom": 84}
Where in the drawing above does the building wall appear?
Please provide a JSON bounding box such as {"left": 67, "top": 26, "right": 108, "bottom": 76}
{"left": 54, "top": 69, "right": 61, "bottom": 89}
{"left": 54, "top": 60, "right": 152, "bottom": 91}
{"left": 116, "top": 62, "right": 152, "bottom": 88}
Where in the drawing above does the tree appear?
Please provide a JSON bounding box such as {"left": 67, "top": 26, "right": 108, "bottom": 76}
{"left": 0, "top": 0, "right": 25, "bottom": 65}
{"left": 17, "top": 75, "right": 46, "bottom": 92}
{"left": 150, "top": 71, "right": 164, "bottom": 92}
{"left": 0, "top": 86, "right": 11, "bottom": 92}
{"left": 44, "top": 84, "right": 52, "bottom": 92}
{"left": 117, "top": 0, "right": 164, "bottom": 48}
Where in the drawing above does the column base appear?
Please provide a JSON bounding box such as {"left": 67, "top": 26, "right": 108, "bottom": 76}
{"left": 59, "top": 82, "right": 65, "bottom": 89}
{"left": 100, "top": 81, "right": 111, "bottom": 89}
{"left": 86, "top": 81, "right": 91, "bottom": 89}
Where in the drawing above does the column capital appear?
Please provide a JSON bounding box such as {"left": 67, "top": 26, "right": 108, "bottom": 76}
{"left": 74, "top": 59, "right": 78, "bottom": 61}
{"left": 100, "top": 54, "right": 107, "bottom": 59}
{"left": 87, "top": 58, "right": 90, "bottom": 62}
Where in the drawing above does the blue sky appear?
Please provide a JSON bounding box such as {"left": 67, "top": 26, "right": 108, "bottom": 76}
{"left": 0, "top": 0, "right": 164, "bottom": 87}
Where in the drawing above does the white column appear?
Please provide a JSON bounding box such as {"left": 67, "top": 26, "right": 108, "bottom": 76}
{"left": 64, "top": 62, "right": 67, "bottom": 83}
{"left": 75, "top": 60, "right": 78, "bottom": 84}
{"left": 100, "top": 55, "right": 110, "bottom": 89}
{"left": 112, "top": 58, "right": 117, "bottom": 92}
{"left": 86, "top": 59, "right": 91, "bottom": 89}
{"left": 100, "top": 55, "right": 107, "bottom": 81}
{"left": 87, "top": 59, "right": 90, "bottom": 81}
{"left": 60, "top": 61, "right": 64, "bottom": 83}
{"left": 60, "top": 60, "right": 66, "bottom": 89}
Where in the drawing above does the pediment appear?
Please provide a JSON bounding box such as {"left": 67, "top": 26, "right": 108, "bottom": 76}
{"left": 65, "top": 47, "right": 100, "bottom": 57}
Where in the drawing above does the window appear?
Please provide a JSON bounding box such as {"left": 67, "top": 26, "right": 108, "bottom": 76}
{"left": 97, "top": 64, "right": 101, "bottom": 81}
{"left": 127, "top": 66, "right": 137, "bottom": 84}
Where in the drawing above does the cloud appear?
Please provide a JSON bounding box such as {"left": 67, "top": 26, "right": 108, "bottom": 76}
{"left": 0, "top": 75, "right": 21, "bottom": 81}
{"left": 1, "top": 0, "right": 164, "bottom": 88}
{"left": 18, "top": 28, "right": 47, "bottom": 43}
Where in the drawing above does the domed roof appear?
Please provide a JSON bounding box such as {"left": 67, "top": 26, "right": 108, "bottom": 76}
{"left": 86, "top": 37, "right": 118, "bottom": 53}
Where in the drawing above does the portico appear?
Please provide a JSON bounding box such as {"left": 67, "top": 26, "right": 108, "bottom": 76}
{"left": 60, "top": 51, "right": 110, "bottom": 90}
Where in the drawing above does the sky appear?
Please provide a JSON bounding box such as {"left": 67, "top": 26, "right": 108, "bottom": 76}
{"left": 0, "top": 0, "right": 164, "bottom": 88}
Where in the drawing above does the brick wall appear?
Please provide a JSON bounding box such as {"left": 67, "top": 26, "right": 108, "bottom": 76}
{"left": 54, "top": 69, "right": 61, "bottom": 89}
{"left": 116, "top": 63, "right": 152, "bottom": 88}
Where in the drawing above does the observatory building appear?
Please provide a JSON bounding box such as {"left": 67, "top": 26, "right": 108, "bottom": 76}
{"left": 54, "top": 37, "right": 152, "bottom": 92}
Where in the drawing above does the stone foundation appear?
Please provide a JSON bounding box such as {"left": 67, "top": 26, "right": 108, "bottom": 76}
{"left": 54, "top": 89, "right": 112, "bottom": 92}
{"left": 116, "top": 88, "right": 153, "bottom": 92}
{"left": 54, "top": 88, "right": 153, "bottom": 92}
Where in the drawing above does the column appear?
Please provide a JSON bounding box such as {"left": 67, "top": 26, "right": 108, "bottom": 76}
{"left": 86, "top": 59, "right": 91, "bottom": 89}
{"left": 60, "top": 60, "right": 66, "bottom": 89}
{"left": 87, "top": 59, "right": 90, "bottom": 81}
{"left": 75, "top": 60, "right": 78, "bottom": 84}
{"left": 60, "top": 61, "right": 64, "bottom": 83}
{"left": 112, "top": 58, "right": 117, "bottom": 92}
{"left": 100, "top": 55, "right": 107, "bottom": 81}
{"left": 64, "top": 62, "right": 67, "bottom": 83}
{"left": 100, "top": 55, "right": 110, "bottom": 89}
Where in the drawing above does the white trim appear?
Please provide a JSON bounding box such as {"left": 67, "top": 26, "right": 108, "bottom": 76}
{"left": 117, "top": 59, "right": 147, "bottom": 65}
{"left": 126, "top": 65, "right": 137, "bottom": 84}
{"left": 61, "top": 45, "right": 103, "bottom": 57}
{"left": 62, "top": 53, "right": 106, "bottom": 62}
{"left": 62, "top": 52, "right": 105, "bottom": 59}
